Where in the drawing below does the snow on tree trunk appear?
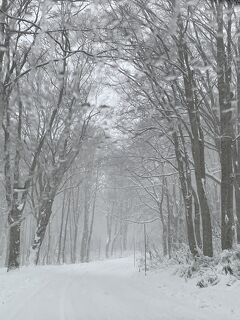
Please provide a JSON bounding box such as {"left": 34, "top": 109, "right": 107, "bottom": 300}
{"left": 29, "top": 200, "right": 53, "bottom": 265}
{"left": 7, "top": 217, "right": 21, "bottom": 271}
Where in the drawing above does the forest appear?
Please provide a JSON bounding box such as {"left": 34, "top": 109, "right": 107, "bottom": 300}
{"left": 2, "top": 1, "right": 240, "bottom": 319}
{"left": 0, "top": 0, "right": 240, "bottom": 287}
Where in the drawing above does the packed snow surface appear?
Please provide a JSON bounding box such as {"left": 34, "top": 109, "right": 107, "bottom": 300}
{"left": 0, "top": 257, "right": 239, "bottom": 320}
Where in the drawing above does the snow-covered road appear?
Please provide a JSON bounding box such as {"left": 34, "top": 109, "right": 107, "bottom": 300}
{"left": 0, "top": 257, "right": 239, "bottom": 320}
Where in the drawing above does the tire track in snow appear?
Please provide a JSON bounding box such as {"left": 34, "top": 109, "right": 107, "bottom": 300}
{"left": 59, "top": 278, "right": 76, "bottom": 320}
{"left": 5, "top": 278, "right": 53, "bottom": 320}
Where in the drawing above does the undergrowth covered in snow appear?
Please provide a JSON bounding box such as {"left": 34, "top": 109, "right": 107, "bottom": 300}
{"left": 138, "top": 246, "right": 240, "bottom": 288}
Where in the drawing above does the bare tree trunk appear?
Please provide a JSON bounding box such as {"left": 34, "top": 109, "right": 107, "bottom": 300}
{"left": 86, "top": 210, "right": 95, "bottom": 261}
{"left": 86, "top": 181, "right": 98, "bottom": 262}
{"left": 62, "top": 195, "right": 71, "bottom": 263}
{"left": 73, "top": 225, "right": 79, "bottom": 263}
{"left": 173, "top": 130, "right": 198, "bottom": 256}
{"left": 177, "top": 27, "right": 213, "bottom": 256}
{"left": 0, "top": 0, "right": 8, "bottom": 124}
{"left": 73, "top": 186, "right": 81, "bottom": 263}
{"left": 106, "top": 214, "right": 113, "bottom": 258}
{"left": 234, "top": 19, "right": 240, "bottom": 243}
{"left": 192, "top": 188, "right": 202, "bottom": 249}
{"left": 46, "top": 222, "right": 51, "bottom": 265}
{"left": 172, "top": 182, "right": 181, "bottom": 251}
{"left": 57, "top": 190, "right": 66, "bottom": 264}
{"left": 80, "top": 182, "right": 90, "bottom": 262}
{"left": 122, "top": 222, "right": 128, "bottom": 252}
{"left": 111, "top": 219, "right": 121, "bottom": 257}
{"left": 98, "top": 238, "right": 102, "bottom": 259}
{"left": 69, "top": 213, "right": 74, "bottom": 264}
{"left": 165, "top": 179, "right": 172, "bottom": 258}
{"left": 216, "top": 2, "right": 234, "bottom": 250}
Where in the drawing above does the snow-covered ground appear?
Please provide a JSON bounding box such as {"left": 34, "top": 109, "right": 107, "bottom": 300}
{"left": 0, "top": 257, "right": 239, "bottom": 320}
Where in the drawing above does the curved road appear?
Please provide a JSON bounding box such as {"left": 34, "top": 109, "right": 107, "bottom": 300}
{"left": 0, "top": 257, "right": 239, "bottom": 320}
